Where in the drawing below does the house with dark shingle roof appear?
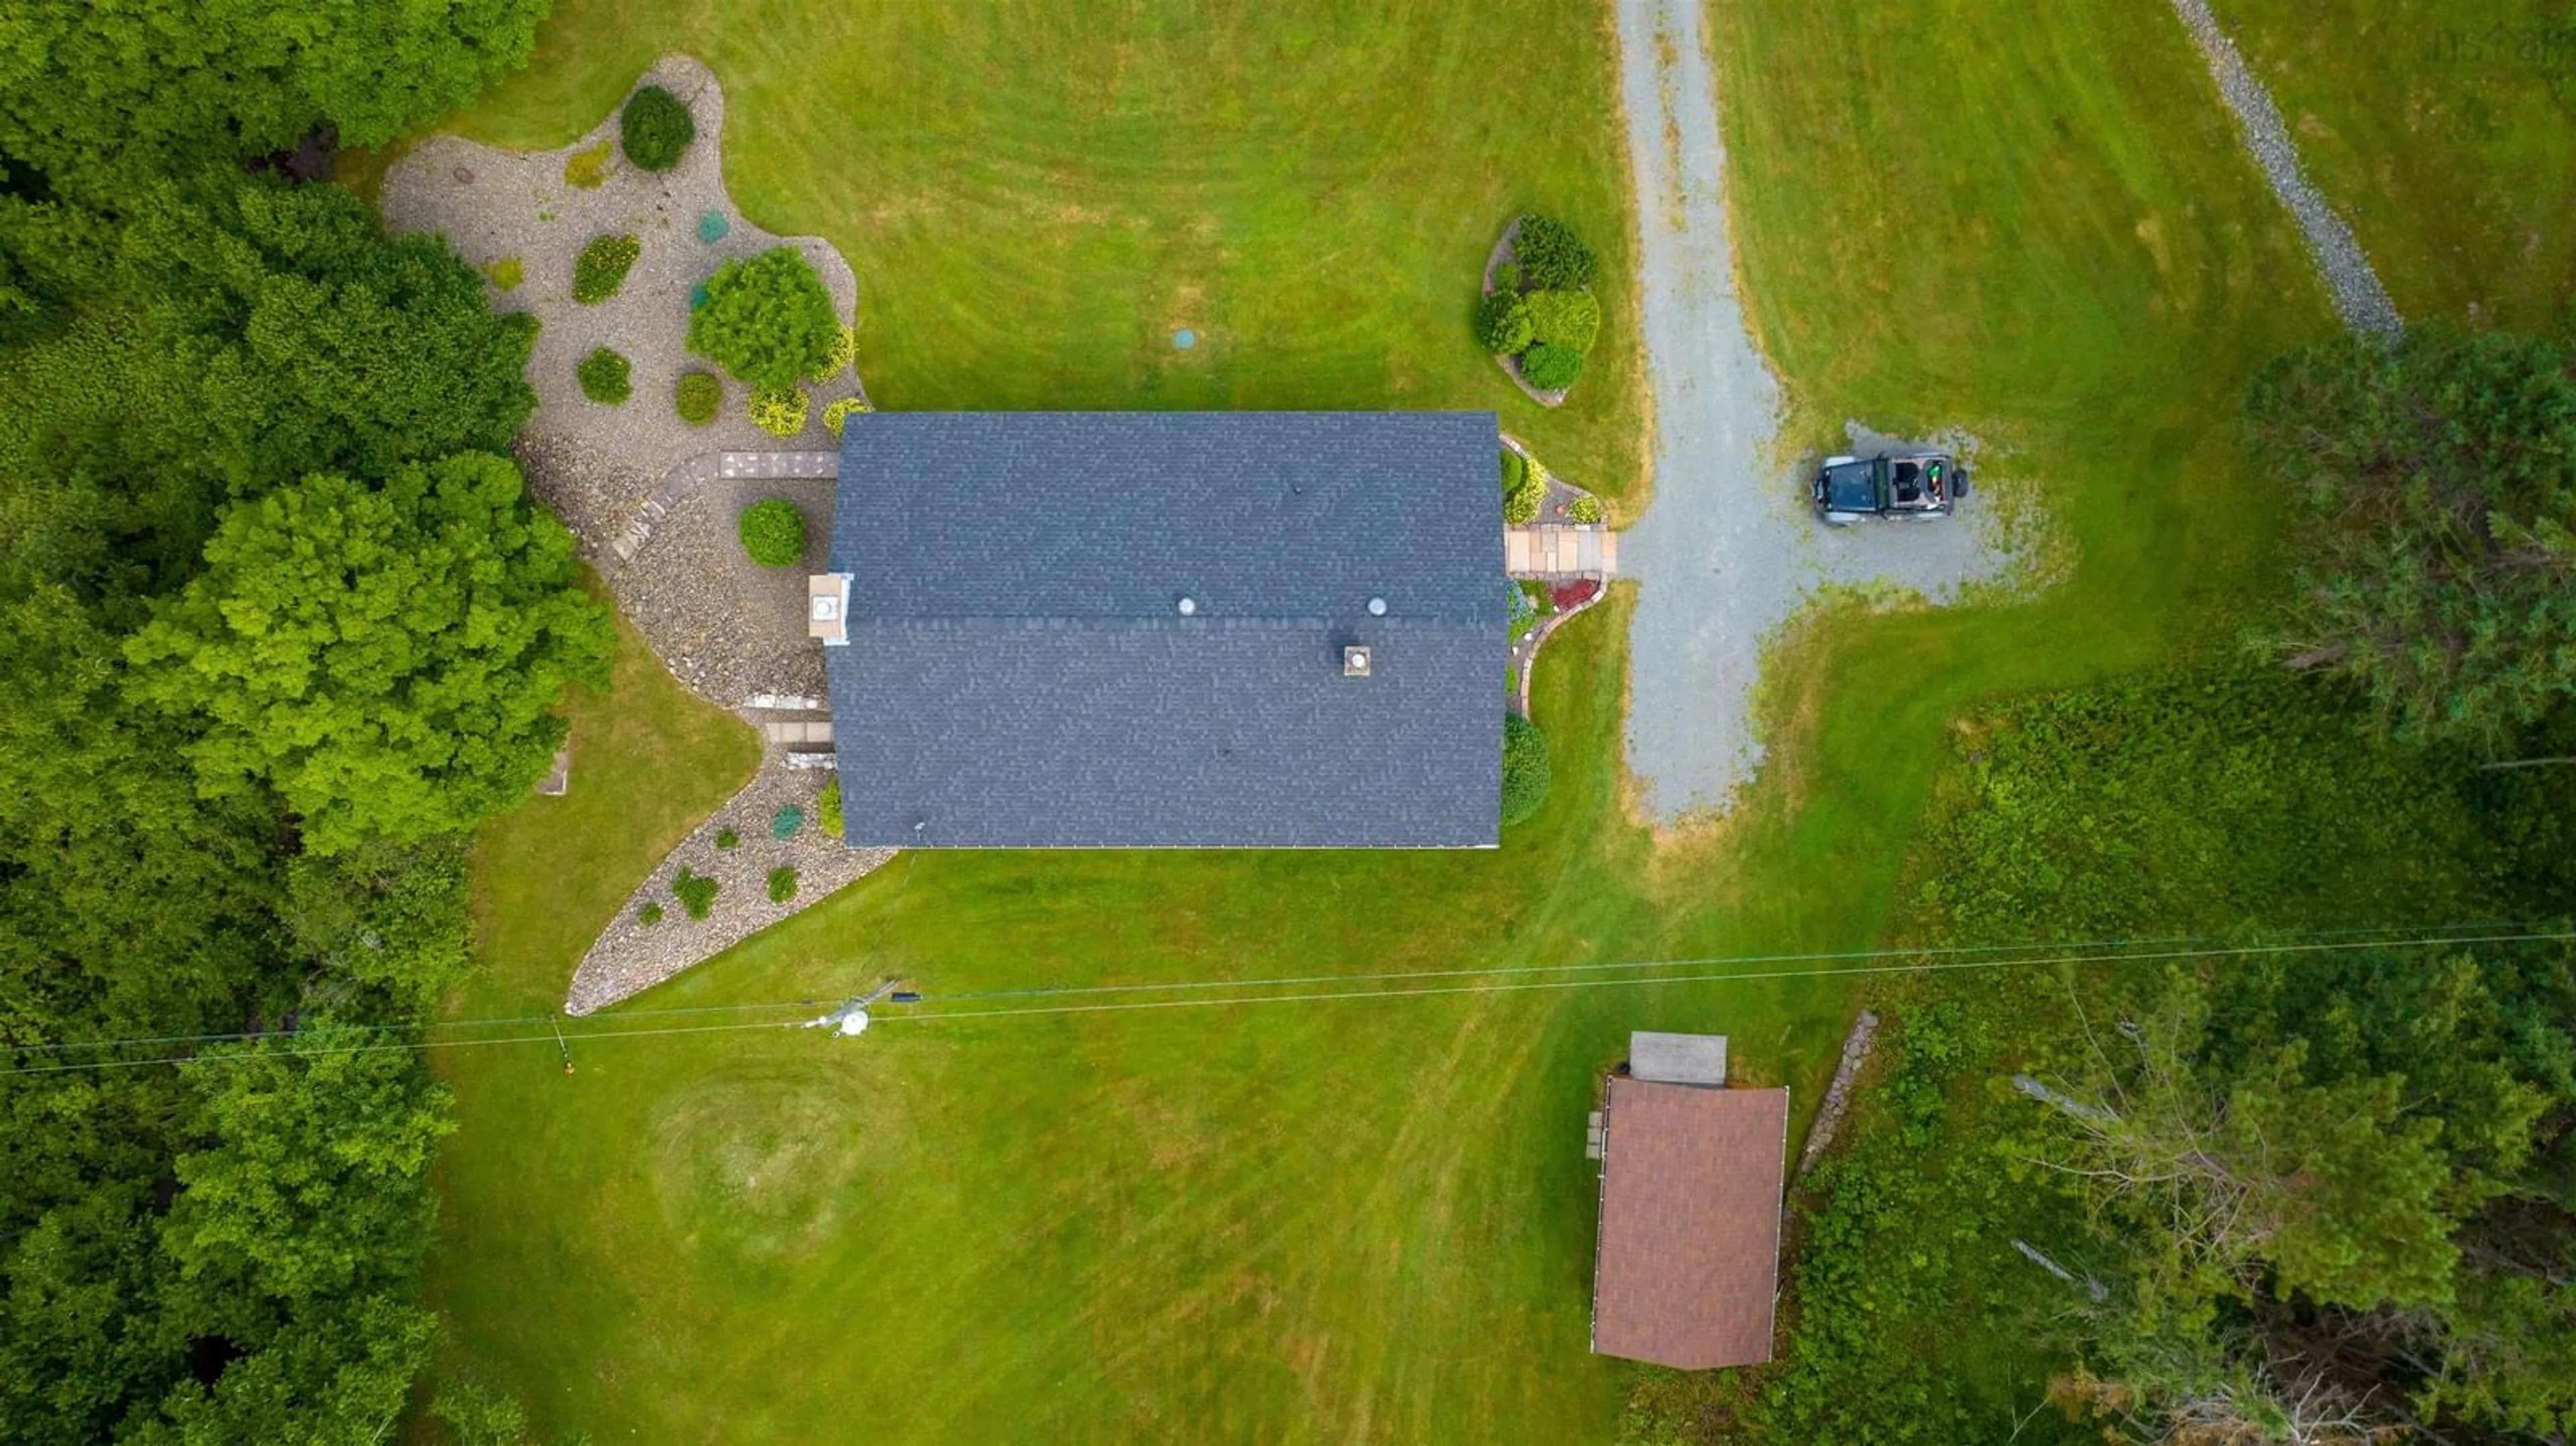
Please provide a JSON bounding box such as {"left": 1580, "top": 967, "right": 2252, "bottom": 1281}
{"left": 822, "top": 412, "right": 1505, "bottom": 848}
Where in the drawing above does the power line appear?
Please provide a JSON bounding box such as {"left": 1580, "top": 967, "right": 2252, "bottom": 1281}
{"left": 7, "top": 917, "right": 2546, "bottom": 1056}
{"left": 3, "top": 924, "right": 2566, "bottom": 1080}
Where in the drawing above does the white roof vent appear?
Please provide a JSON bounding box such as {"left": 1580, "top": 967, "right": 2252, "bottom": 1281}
{"left": 1366, "top": 597, "right": 1387, "bottom": 617}
{"left": 1343, "top": 644, "right": 1372, "bottom": 678}
{"left": 1177, "top": 596, "right": 1197, "bottom": 616}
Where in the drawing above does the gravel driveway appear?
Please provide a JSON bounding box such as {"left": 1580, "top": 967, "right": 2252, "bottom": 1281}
{"left": 1611, "top": 0, "right": 2021, "bottom": 823}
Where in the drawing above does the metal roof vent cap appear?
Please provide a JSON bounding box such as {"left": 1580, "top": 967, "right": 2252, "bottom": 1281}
{"left": 1177, "top": 596, "right": 1197, "bottom": 616}
{"left": 1343, "top": 644, "right": 1373, "bottom": 678}
{"left": 1366, "top": 597, "right": 1387, "bottom": 617}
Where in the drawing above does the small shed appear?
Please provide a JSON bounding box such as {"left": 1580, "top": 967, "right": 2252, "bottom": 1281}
{"left": 1590, "top": 1052, "right": 1788, "bottom": 1370}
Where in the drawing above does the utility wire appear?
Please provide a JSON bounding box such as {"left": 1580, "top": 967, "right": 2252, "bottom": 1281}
{"left": 3, "top": 925, "right": 2567, "bottom": 1080}
{"left": 6, "top": 917, "right": 2546, "bottom": 1056}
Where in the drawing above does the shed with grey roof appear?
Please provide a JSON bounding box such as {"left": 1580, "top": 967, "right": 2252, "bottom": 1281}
{"left": 824, "top": 412, "right": 1505, "bottom": 848}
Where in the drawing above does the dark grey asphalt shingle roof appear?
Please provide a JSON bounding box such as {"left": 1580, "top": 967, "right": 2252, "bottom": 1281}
{"left": 825, "top": 412, "right": 1504, "bottom": 848}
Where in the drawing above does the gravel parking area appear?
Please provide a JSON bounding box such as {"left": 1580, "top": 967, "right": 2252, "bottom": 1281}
{"left": 1610, "top": 0, "right": 2030, "bottom": 823}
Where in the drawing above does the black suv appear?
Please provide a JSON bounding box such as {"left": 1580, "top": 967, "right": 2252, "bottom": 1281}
{"left": 1812, "top": 451, "right": 1969, "bottom": 524}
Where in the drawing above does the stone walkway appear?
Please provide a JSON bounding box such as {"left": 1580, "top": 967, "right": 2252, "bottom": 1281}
{"left": 612, "top": 449, "right": 842, "bottom": 564}
{"left": 2166, "top": 0, "right": 2402, "bottom": 337}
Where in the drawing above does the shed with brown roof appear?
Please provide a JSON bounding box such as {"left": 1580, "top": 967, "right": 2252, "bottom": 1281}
{"left": 1590, "top": 1077, "right": 1790, "bottom": 1370}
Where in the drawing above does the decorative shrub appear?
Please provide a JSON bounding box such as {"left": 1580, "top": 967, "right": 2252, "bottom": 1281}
{"left": 818, "top": 778, "right": 843, "bottom": 836}
{"left": 672, "top": 866, "right": 718, "bottom": 920}
{"left": 697, "top": 210, "right": 729, "bottom": 244}
{"left": 563, "top": 138, "right": 614, "bottom": 189}
{"left": 1509, "top": 580, "right": 1544, "bottom": 642}
{"left": 766, "top": 866, "right": 799, "bottom": 903}
{"left": 771, "top": 804, "right": 804, "bottom": 839}
{"left": 688, "top": 246, "right": 840, "bottom": 389}
{"left": 811, "top": 323, "right": 857, "bottom": 382}
{"left": 637, "top": 900, "right": 663, "bottom": 925}
{"left": 1552, "top": 578, "right": 1601, "bottom": 611}
{"left": 484, "top": 256, "right": 523, "bottom": 292}
{"left": 1501, "top": 713, "right": 1552, "bottom": 825}
{"left": 749, "top": 382, "right": 809, "bottom": 438}
{"left": 620, "top": 85, "right": 696, "bottom": 171}
{"left": 576, "top": 348, "right": 631, "bottom": 404}
{"left": 1518, "top": 342, "right": 1583, "bottom": 391}
{"left": 715, "top": 827, "right": 740, "bottom": 849}
{"left": 739, "top": 499, "right": 805, "bottom": 566}
{"left": 822, "top": 396, "right": 872, "bottom": 438}
{"left": 1503, "top": 477, "right": 1542, "bottom": 525}
{"left": 1569, "top": 494, "right": 1605, "bottom": 525}
{"left": 1499, "top": 448, "right": 1527, "bottom": 495}
{"left": 1474, "top": 290, "right": 1533, "bottom": 355}
{"left": 1497, "top": 261, "right": 1524, "bottom": 293}
{"left": 1515, "top": 214, "right": 1595, "bottom": 289}
{"left": 1524, "top": 289, "right": 1601, "bottom": 354}
{"left": 675, "top": 370, "right": 720, "bottom": 425}
{"left": 572, "top": 233, "right": 640, "bottom": 304}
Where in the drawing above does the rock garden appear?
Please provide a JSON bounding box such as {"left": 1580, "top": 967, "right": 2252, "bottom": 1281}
{"left": 381, "top": 56, "right": 895, "bottom": 1011}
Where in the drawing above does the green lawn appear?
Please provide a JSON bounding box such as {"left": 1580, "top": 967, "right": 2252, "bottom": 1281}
{"left": 427, "top": 1, "right": 1652, "bottom": 511}
{"left": 2212, "top": 0, "right": 2576, "bottom": 332}
{"left": 441, "top": 596, "right": 1864, "bottom": 1443}
{"left": 421, "top": 0, "right": 2406, "bottom": 1440}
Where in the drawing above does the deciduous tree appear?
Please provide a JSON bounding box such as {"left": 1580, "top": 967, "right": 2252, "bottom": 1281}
{"left": 125, "top": 454, "right": 610, "bottom": 854}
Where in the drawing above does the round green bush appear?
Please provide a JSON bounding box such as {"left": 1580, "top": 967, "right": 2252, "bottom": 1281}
{"left": 1519, "top": 342, "right": 1583, "bottom": 391}
{"left": 1499, "top": 448, "right": 1527, "bottom": 495}
{"left": 822, "top": 396, "right": 873, "bottom": 439}
{"left": 749, "top": 382, "right": 809, "bottom": 439}
{"left": 1568, "top": 494, "right": 1605, "bottom": 525}
{"left": 1524, "top": 289, "right": 1601, "bottom": 354}
{"left": 1501, "top": 714, "right": 1552, "bottom": 825}
{"left": 689, "top": 247, "right": 840, "bottom": 390}
{"left": 770, "top": 804, "right": 804, "bottom": 839}
{"left": 572, "top": 233, "right": 639, "bottom": 305}
{"left": 1515, "top": 214, "right": 1596, "bottom": 289}
{"left": 675, "top": 370, "right": 720, "bottom": 425}
{"left": 576, "top": 348, "right": 631, "bottom": 404}
{"left": 739, "top": 499, "right": 806, "bottom": 567}
{"left": 621, "top": 85, "right": 696, "bottom": 171}
{"left": 1474, "top": 290, "right": 1533, "bottom": 354}
{"left": 766, "top": 866, "right": 799, "bottom": 903}
{"left": 810, "top": 323, "right": 857, "bottom": 382}
{"left": 672, "top": 866, "right": 718, "bottom": 921}
{"left": 1503, "top": 479, "right": 1542, "bottom": 525}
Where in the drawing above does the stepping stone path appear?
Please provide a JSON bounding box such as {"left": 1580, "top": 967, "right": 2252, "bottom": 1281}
{"left": 612, "top": 449, "right": 842, "bottom": 566}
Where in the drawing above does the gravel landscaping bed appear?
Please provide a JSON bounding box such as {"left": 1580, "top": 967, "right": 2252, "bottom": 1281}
{"left": 608, "top": 476, "right": 835, "bottom": 702}
{"left": 380, "top": 53, "right": 868, "bottom": 570}
{"left": 566, "top": 762, "right": 895, "bottom": 1015}
{"left": 385, "top": 57, "right": 894, "bottom": 1011}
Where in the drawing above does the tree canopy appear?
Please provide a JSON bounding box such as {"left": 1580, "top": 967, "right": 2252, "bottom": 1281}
{"left": 2029, "top": 943, "right": 2576, "bottom": 1441}
{"left": 0, "top": 0, "right": 547, "bottom": 203}
{"left": 126, "top": 454, "right": 610, "bottom": 855}
{"left": 2248, "top": 327, "right": 2576, "bottom": 749}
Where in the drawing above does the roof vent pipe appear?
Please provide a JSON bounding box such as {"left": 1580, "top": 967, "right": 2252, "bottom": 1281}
{"left": 1177, "top": 597, "right": 1197, "bottom": 616}
{"left": 1366, "top": 597, "right": 1387, "bottom": 617}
